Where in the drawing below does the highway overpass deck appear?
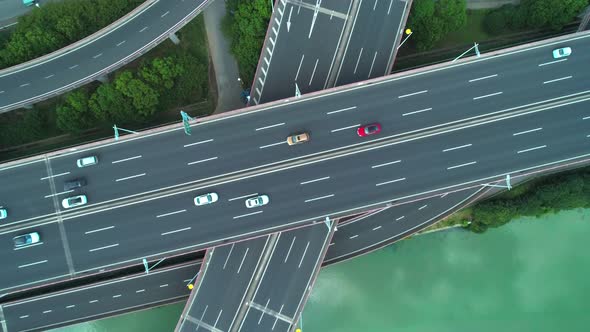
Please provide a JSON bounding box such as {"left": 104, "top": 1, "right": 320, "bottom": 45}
{"left": 0, "top": 0, "right": 210, "bottom": 113}
{"left": 4, "top": 32, "right": 589, "bottom": 225}
{"left": 176, "top": 221, "right": 334, "bottom": 332}
{"left": 1, "top": 32, "right": 590, "bottom": 293}
{"left": 236, "top": 222, "right": 334, "bottom": 332}
{"left": 250, "top": 0, "right": 352, "bottom": 104}
{"left": 176, "top": 236, "right": 270, "bottom": 332}
{"left": 0, "top": 262, "right": 199, "bottom": 332}
{"left": 334, "top": 0, "right": 411, "bottom": 86}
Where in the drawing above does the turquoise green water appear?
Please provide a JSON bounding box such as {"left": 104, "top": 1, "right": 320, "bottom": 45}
{"left": 54, "top": 209, "right": 590, "bottom": 331}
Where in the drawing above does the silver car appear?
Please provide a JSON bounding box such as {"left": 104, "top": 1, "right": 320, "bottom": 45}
{"left": 62, "top": 195, "right": 88, "bottom": 209}
{"left": 0, "top": 208, "right": 7, "bottom": 220}
{"left": 194, "top": 193, "right": 219, "bottom": 206}
{"left": 245, "top": 195, "right": 269, "bottom": 208}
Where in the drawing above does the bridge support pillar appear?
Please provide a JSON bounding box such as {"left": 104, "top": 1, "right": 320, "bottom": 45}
{"left": 169, "top": 32, "right": 180, "bottom": 45}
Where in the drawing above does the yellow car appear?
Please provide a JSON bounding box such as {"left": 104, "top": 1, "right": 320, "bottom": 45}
{"left": 286, "top": 132, "right": 310, "bottom": 146}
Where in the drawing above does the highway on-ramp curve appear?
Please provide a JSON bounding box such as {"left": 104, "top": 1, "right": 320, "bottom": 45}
{"left": 0, "top": 0, "right": 210, "bottom": 113}
{"left": 1, "top": 32, "right": 589, "bottom": 293}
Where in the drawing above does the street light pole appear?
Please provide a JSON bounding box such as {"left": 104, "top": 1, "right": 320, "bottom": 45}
{"left": 397, "top": 29, "right": 413, "bottom": 50}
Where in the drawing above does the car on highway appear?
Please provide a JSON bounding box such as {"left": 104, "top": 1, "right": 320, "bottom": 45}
{"left": 64, "top": 178, "right": 87, "bottom": 191}
{"left": 194, "top": 193, "right": 219, "bottom": 206}
{"left": 76, "top": 156, "right": 98, "bottom": 168}
{"left": 287, "top": 132, "right": 310, "bottom": 146}
{"left": 245, "top": 195, "right": 269, "bottom": 208}
{"left": 357, "top": 123, "right": 382, "bottom": 137}
{"left": 62, "top": 195, "right": 88, "bottom": 209}
{"left": 552, "top": 47, "right": 571, "bottom": 59}
{"left": 0, "top": 208, "right": 7, "bottom": 220}
{"left": 13, "top": 232, "right": 40, "bottom": 248}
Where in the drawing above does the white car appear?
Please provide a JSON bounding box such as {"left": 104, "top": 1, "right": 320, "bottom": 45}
{"left": 76, "top": 155, "right": 98, "bottom": 168}
{"left": 194, "top": 193, "right": 219, "bottom": 206}
{"left": 13, "top": 232, "right": 40, "bottom": 248}
{"left": 552, "top": 47, "right": 571, "bottom": 59}
{"left": 245, "top": 195, "right": 269, "bottom": 208}
{"left": 62, "top": 195, "right": 88, "bottom": 209}
{"left": 0, "top": 208, "right": 7, "bottom": 220}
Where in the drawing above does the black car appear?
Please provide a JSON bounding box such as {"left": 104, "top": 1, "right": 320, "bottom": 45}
{"left": 64, "top": 178, "right": 87, "bottom": 191}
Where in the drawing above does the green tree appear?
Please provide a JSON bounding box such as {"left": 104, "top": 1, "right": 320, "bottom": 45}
{"left": 408, "top": 0, "right": 467, "bottom": 51}
{"left": 114, "top": 71, "right": 159, "bottom": 118}
{"left": 228, "top": 0, "right": 271, "bottom": 85}
{"left": 89, "top": 83, "right": 137, "bottom": 123}
{"left": 56, "top": 90, "right": 95, "bottom": 134}
{"left": 139, "top": 56, "right": 184, "bottom": 90}
{"left": 521, "top": 0, "right": 588, "bottom": 30}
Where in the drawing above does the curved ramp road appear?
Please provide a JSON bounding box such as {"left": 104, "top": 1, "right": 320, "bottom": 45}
{"left": 0, "top": 0, "right": 210, "bottom": 113}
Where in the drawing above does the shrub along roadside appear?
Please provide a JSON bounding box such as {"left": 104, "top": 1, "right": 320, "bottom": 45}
{"left": 431, "top": 167, "right": 590, "bottom": 234}
{"left": 0, "top": 0, "right": 143, "bottom": 70}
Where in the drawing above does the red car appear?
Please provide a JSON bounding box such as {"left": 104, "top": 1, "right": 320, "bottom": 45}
{"left": 357, "top": 123, "right": 382, "bottom": 137}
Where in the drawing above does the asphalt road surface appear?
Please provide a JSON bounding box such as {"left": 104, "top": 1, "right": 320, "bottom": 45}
{"left": 1, "top": 33, "right": 589, "bottom": 293}
{"left": 0, "top": 0, "right": 210, "bottom": 113}
{"left": 251, "top": 0, "right": 353, "bottom": 104}
{"left": 0, "top": 262, "right": 199, "bottom": 332}
{"left": 334, "top": 0, "right": 410, "bottom": 86}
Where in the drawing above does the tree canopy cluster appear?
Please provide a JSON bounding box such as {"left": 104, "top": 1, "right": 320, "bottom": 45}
{"left": 0, "top": 0, "right": 142, "bottom": 69}
{"left": 407, "top": 0, "right": 467, "bottom": 51}
{"left": 224, "top": 0, "right": 271, "bottom": 86}
{"left": 468, "top": 168, "right": 590, "bottom": 233}
{"left": 55, "top": 53, "right": 207, "bottom": 134}
{"left": 484, "top": 0, "right": 589, "bottom": 34}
